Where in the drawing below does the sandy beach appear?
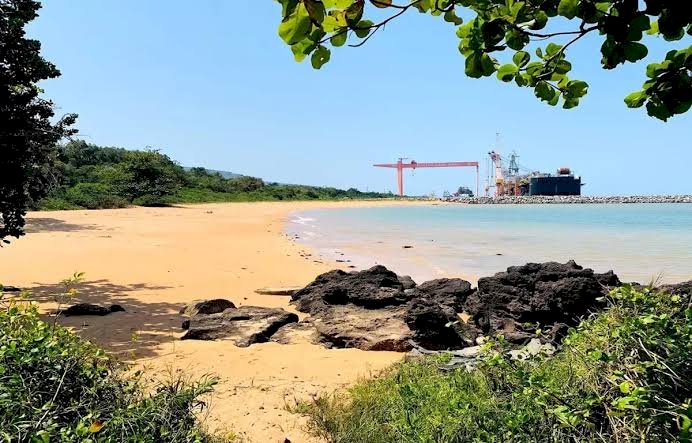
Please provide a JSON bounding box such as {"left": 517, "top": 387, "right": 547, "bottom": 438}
{"left": 0, "top": 200, "right": 434, "bottom": 442}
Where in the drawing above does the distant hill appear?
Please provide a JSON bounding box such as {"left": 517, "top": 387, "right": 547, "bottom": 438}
{"left": 184, "top": 167, "right": 242, "bottom": 179}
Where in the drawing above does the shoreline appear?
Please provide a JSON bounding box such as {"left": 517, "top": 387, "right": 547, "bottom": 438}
{"left": 0, "top": 200, "right": 428, "bottom": 442}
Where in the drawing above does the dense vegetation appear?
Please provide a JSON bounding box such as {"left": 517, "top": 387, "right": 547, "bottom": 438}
{"left": 297, "top": 285, "right": 692, "bottom": 442}
{"left": 275, "top": 0, "right": 691, "bottom": 120}
{"left": 37, "top": 140, "right": 393, "bottom": 210}
{"left": 0, "top": 0, "right": 77, "bottom": 243}
{"left": 0, "top": 288, "right": 221, "bottom": 442}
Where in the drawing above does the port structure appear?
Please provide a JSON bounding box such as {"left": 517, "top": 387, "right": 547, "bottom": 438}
{"left": 485, "top": 149, "right": 581, "bottom": 197}
{"left": 373, "top": 158, "right": 480, "bottom": 197}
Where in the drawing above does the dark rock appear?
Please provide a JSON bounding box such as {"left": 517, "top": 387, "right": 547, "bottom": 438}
{"left": 1, "top": 285, "right": 21, "bottom": 292}
{"left": 179, "top": 299, "right": 236, "bottom": 317}
{"left": 595, "top": 270, "right": 621, "bottom": 287}
{"left": 464, "top": 261, "right": 616, "bottom": 343}
{"left": 181, "top": 306, "right": 298, "bottom": 347}
{"left": 402, "top": 245, "right": 413, "bottom": 249}
{"left": 405, "top": 298, "right": 477, "bottom": 350}
{"left": 415, "top": 278, "right": 475, "bottom": 311}
{"left": 660, "top": 280, "right": 692, "bottom": 296}
{"left": 398, "top": 275, "right": 417, "bottom": 290}
{"left": 181, "top": 319, "right": 190, "bottom": 330}
{"left": 292, "top": 266, "right": 413, "bottom": 313}
{"left": 62, "top": 303, "right": 125, "bottom": 316}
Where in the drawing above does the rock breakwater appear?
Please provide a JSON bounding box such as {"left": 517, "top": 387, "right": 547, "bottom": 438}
{"left": 444, "top": 195, "right": 692, "bottom": 204}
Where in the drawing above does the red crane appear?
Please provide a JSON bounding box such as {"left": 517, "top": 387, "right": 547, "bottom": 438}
{"left": 374, "top": 158, "right": 480, "bottom": 197}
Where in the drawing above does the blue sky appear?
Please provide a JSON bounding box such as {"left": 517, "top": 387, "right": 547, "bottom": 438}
{"left": 30, "top": 1, "right": 690, "bottom": 196}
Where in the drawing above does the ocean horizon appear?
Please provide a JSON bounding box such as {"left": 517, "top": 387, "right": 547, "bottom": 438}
{"left": 287, "top": 203, "right": 692, "bottom": 285}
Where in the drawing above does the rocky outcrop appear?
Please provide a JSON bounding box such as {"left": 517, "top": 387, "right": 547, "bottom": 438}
{"left": 179, "top": 261, "right": 625, "bottom": 352}
{"left": 311, "top": 305, "right": 412, "bottom": 351}
{"left": 660, "top": 280, "right": 692, "bottom": 296}
{"left": 290, "top": 266, "right": 478, "bottom": 351}
{"left": 179, "top": 299, "right": 236, "bottom": 317}
{"left": 292, "top": 266, "right": 414, "bottom": 313}
{"left": 181, "top": 306, "right": 298, "bottom": 347}
{"left": 415, "top": 278, "right": 475, "bottom": 311}
{"left": 62, "top": 303, "right": 125, "bottom": 316}
{"left": 465, "top": 261, "right": 619, "bottom": 343}
{"left": 405, "top": 298, "right": 476, "bottom": 350}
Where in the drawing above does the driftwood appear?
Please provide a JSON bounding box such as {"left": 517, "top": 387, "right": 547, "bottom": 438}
{"left": 254, "top": 287, "right": 302, "bottom": 296}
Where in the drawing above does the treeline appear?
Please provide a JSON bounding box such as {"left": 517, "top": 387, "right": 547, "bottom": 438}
{"left": 38, "top": 141, "right": 393, "bottom": 210}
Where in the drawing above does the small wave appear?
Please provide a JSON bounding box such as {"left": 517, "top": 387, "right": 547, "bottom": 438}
{"left": 291, "top": 216, "right": 316, "bottom": 226}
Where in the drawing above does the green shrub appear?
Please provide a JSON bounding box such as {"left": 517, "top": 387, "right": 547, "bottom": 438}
{"left": 64, "top": 183, "right": 128, "bottom": 209}
{"left": 0, "top": 293, "right": 220, "bottom": 442}
{"left": 298, "top": 286, "right": 692, "bottom": 442}
{"left": 37, "top": 197, "right": 81, "bottom": 211}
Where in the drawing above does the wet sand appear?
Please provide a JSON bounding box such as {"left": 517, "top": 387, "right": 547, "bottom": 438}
{"left": 0, "top": 201, "right": 425, "bottom": 442}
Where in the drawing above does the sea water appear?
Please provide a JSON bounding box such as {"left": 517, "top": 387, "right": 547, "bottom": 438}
{"left": 287, "top": 204, "right": 692, "bottom": 284}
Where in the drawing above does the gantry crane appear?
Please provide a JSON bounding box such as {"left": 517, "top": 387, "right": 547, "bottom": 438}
{"left": 373, "top": 158, "right": 480, "bottom": 197}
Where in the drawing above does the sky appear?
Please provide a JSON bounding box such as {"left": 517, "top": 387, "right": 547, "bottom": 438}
{"left": 29, "top": 1, "right": 691, "bottom": 196}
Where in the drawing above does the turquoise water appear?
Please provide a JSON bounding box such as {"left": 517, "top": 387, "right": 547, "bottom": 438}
{"left": 287, "top": 204, "right": 692, "bottom": 284}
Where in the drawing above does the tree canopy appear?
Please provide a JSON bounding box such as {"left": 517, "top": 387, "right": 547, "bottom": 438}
{"left": 274, "top": 0, "right": 691, "bottom": 120}
{"left": 0, "top": 0, "right": 77, "bottom": 243}
{"left": 37, "top": 141, "right": 393, "bottom": 210}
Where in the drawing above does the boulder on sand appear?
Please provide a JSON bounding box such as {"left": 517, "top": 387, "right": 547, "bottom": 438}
{"left": 292, "top": 265, "right": 414, "bottom": 313}
{"left": 312, "top": 305, "right": 413, "bottom": 351}
{"left": 464, "top": 260, "right": 619, "bottom": 343}
{"left": 291, "top": 266, "right": 416, "bottom": 350}
{"left": 181, "top": 306, "right": 298, "bottom": 347}
{"left": 179, "top": 299, "right": 236, "bottom": 317}
{"left": 62, "top": 303, "right": 125, "bottom": 316}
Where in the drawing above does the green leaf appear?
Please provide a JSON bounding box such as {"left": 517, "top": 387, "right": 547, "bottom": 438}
{"left": 465, "top": 53, "right": 484, "bottom": 78}
{"left": 513, "top": 51, "right": 530, "bottom": 68}
{"left": 630, "top": 14, "right": 651, "bottom": 33}
{"left": 566, "top": 80, "right": 588, "bottom": 98}
{"left": 291, "top": 39, "right": 316, "bottom": 61}
{"left": 465, "top": 52, "right": 494, "bottom": 78}
{"left": 497, "top": 64, "right": 518, "bottom": 82}
{"left": 623, "top": 42, "right": 648, "bottom": 63}
{"left": 354, "top": 20, "right": 373, "bottom": 38}
{"left": 530, "top": 11, "right": 548, "bottom": 30}
{"left": 281, "top": 0, "right": 300, "bottom": 19}
{"left": 330, "top": 31, "right": 348, "bottom": 47}
{"left": 311, "top": 45, "right": 331, "bottom": 69}
{"left": 534, "top": 81, "right": 555, "bottom": 102}
{"left": 545, "top": 43, "right": 562, "bottom": 57}
{"left": 444, "top": 9, "right": 464, "bottom": 26}
{"left": 515, "top": 73, "right": 528, "bottom": 86}
{"left": 480, "top": 53, "right": 496, "bottom": 76}
{"left": 304, "top": 0, "right": 326, "bottom": 24}
{"left": 370, "top": 0, "right": 392, "bottom": 8}
{"left": 506, "top": 29, "right": 529, "bottom": 50}
{"left": 554, "top": 59, "right": 572, "bottom": 74}
{"left": 345, "top": 0, "right": 365, "bottom": 26}
{"left": 279, "top": 6, "right": 313, "bottom": 45}
{"left": 557, "top": 0, "right": 578, "bottom": 19}
{"left": 624, "top": 90, "right": 647, "bottom": 108}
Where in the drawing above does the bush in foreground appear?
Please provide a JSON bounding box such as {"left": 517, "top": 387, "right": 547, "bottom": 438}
{"left": 299, "top": 285, "right": 692, "bottom": 442}
{"left": 0, "top": 292, "right": 221, "bottom": 442}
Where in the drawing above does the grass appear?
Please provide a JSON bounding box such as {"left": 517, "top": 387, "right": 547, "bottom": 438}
{"left": 0, "top": 287, "right": 228, "bottom": 442}
{"left": 297, "top": 285, "right": 692, "bottom": 442}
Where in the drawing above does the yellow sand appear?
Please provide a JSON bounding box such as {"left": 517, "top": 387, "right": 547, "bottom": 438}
{"left": 0, "top": 201, "right": 427, "bottom": 442}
